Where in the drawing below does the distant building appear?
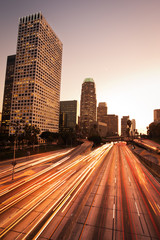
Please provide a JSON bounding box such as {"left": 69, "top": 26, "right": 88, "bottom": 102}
{"left": 154, "top": 109, "right": 160, "bottom": 122}
{"left": 104, "top": 114, "right": 118, "bottom": 136}
{"left": 97, "top": 102, "right": 118, "bottom": 136}
{"left": 131, "top": 119, "right": 136, "bottom": 136}
{"left": 97, "top": 121, "right": 107, "bottom": 138}
{"left": 80, "top": 78, "right": 97, "bottom": 135}
{"left": 1, "top": 55, "right": 16, "bottom": 134}
{"left": 59, "top": 113, "right": 67, "bottom": 131}
{"left": 0, "top": 112, "right": 2, "bottom": 126}
{"left": 97, "top": 102, "right": 108, "bottom": 122}
{"left": 10, "top": 12, "right": 62, "bottom": 134}
{"left": 59, "top": 100, "right": 79, "bottom": 131}
{"left": 121, "top": 116, "right": 129, "bottom": 136}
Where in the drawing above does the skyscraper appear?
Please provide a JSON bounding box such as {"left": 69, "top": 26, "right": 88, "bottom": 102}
{"left": 97, "top": 102, "right": 108, "bottom": 123}
{"left": 2, "top": 55, "right": 16, "bottom": 134}
{"left": 121, "top": 116, "right": 129, "bottom": 136}
{"left": 10, "top": 12, "right": 63, "bottom": 134}
{"left": 154, "top": 109, "right": 160, "bottom": 122}
{"left": 59, "top": 100, "right": 79, "bottom": 131}
{"left": 131, "top": 119, "right": 136, "bottom": 136}
{"left": 80, "top": 78, "right": 97, "bottom": 135}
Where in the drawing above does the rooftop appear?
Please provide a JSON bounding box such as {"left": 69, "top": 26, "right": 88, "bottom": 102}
{"left": 83, "top": 78, "right": 94, "bottom": 83}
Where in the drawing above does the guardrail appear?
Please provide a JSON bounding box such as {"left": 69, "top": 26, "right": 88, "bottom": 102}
{"left": 131, "top": 149, "right": 160, "bottom": 180}
{"left": 133, "top": 140, "right": 160, "bottom": 154}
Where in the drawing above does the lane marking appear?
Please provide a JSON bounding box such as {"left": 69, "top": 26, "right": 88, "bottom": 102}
{"left": 135, "top": 201, "right": 140, "bottom": 216}
{"left": 113, "top": 203, "right": 115, "bottom": 219}
{"left": 128, "top": 177, "right": 131, "bottom": 183}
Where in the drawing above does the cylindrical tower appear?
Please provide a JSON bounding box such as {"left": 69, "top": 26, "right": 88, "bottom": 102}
{"left": 80, "top": 78, "right": 97, "bottom": 135}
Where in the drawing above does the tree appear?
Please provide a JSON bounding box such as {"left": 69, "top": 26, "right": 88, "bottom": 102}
{"left": 88, "top": 124, "right": 102, "bottom": 146}
{"left": 58, "top": 129, "right": 77, "bottom": 146}
{"left": 148, "top": 121, "right": 160, "bottom": 138}
{"left": 40, "top": 131, "right": 59, "bottom": 143}
{"left": 24, "top": 124, "right": 40, "bottom": 147}
{"left": 126, "top": 120, "right": 132, "bottom": 137}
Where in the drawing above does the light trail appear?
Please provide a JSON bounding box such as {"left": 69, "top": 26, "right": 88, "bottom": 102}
{"left": 122, "top": 144, "right": 160, "bottom": 238}
{"left": 0, "top": 149, "right": 73, "bottom": 180}
{"left": 23, "top": 143, "right": 113, "bottom": 239}
{"left": 0, "top": 143, "right": 113, "bottom": 239}
{"left": 2, "top": 142, "right": 159, "bottom": 239}
{"left": 0, "top": 155, "right": 71, "bottom": 197}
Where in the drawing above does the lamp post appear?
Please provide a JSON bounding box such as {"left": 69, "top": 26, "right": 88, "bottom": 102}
{"left": 12, "top": 139, "right": 17, "bottom": 180}
{"left": 10, "top": 120, "right": 23, "bottom": 180}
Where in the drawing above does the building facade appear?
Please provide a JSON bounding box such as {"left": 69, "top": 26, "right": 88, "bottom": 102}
{"left": 80, "top": 78, "right": 97, "bottom": 135}
{"left": 105, "top": 114, "right": 118, "bottom": 136}
{"left": 154, "top": 109, "right": 160, "bottom": 122}
{"left": 10, "top": 12, "right": 62, "bottom": 134}
{"left": 59, "top": 100, "right": 79, "bottom": 131}
{"left": 121, "top": 116, "right": 129, "bottom": 136}
{"left": 97, "top": 102, "right": 118, "bottom": 136}
{"left": 97, "top": 121, "right": 107, "bottom": 138}
{"left": 2, "top": 55, "right": 16, "bottom": 134}
{"left": 97, "top": 102, "right": 108, "bottom": 123}
{"left": 131, "top": 119, "right": 136, "bottom": 136}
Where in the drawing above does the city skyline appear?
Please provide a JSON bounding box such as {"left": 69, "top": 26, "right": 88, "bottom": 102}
{"left": 0, "top": 0, "right": 160, "bottom": 134}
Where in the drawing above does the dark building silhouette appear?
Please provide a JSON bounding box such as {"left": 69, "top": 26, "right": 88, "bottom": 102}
{"left": 154, "top": 109, "right": 160, "bottom": 122}
{"left": 59, "top": 100, "right": 78, "bottom": 131}
{"left": 1, "top": 55, "right": 16, "bottom": 134}
{"left": 121, "top": 116, "right": 129, "bottom": 136}
{"left": 104, "top": 114, "right": 118, "bottom": 136}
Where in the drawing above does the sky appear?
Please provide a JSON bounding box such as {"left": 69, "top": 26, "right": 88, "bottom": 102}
{"left": 0, "top": 0, "right": 160, "bottom": 134}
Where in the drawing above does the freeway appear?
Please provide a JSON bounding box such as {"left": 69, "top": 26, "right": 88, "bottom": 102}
{"left": 0, "top": 142, "right": 159, "bottom": 239}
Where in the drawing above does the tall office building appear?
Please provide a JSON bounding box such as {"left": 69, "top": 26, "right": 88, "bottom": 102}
{"left": 59, "top": 100, "right": 79, "bottom": 131}
{"left": 80, "top": 78, "right": 97, "bottom": 135}
{"left": 131, "top": 119, "right": 136, "bottom": 136}
{"left": 154, "top": 109, "right": 160, "bottom": 122}
{"left": 10, "top": 12, "right": 63, "bottom": 134}
{"left": 97, "top": 102, "right": 108, "bottom": 122}
{"left": 2, "top": 55, "right": 16, "bottom": 134}
{"left": 121, "top": 116, "right": 129, "bottom": 136}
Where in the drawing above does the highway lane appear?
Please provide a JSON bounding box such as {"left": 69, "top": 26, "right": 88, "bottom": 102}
{"left": 0, "top": 142, "right": 93, "bottom": 194}
{"left": 0, "top": 142, "right": 112, "bottom": 239}
{"left": 0, "top": 141, "right": 93, "bottom": 181}
{"left": 38, "top": 142, "right": 160, "bottom": 240}
{"left": 0, "top": 146, "right": 82, "bottom": 180}
{"left": 0, "top": 142, "right": 159, "bottom": 239}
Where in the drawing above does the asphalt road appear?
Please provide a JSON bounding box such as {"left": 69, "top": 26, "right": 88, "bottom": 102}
{"left": 0, "top": 142, "right": 159, "bottom": 240}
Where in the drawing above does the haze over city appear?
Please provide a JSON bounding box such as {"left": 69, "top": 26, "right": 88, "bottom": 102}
{"left": 0, "top": 0, "right": 160, "bottom": 133}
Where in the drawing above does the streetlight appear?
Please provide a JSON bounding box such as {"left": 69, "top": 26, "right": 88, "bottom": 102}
{"left": 10, "top": 120, "right": 23, "bottom": 180}
{"left": 12, "top": 141, "right": 17, "bottom": 180}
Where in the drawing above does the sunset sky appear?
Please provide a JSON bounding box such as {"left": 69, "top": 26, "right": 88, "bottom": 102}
{"left": 0, "top": 0, "right": 160, "bottom": 134}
